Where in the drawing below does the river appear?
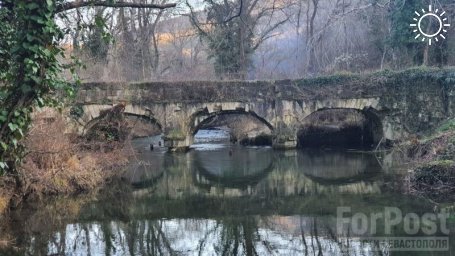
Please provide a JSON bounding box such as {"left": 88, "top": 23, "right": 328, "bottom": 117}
{"left": 0, "top": 129, "right": 453, "bottom": 255}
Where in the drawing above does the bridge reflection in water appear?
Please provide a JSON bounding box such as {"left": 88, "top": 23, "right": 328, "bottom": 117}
{"left": 127, "top": 132, "right": 384, "bottom": 198}
{"left": 2, "top": 131, "right": 451, "bottom": 256}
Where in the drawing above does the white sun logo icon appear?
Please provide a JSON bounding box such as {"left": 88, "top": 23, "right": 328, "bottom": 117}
{"left": 410, "top": 5, "right": 450, "bottom": 46}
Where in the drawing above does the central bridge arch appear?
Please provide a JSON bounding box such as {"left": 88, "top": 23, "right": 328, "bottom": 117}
{"left": 188, "top": 108, "right": 274, "bottom": 146}
{"left": 190, "top": 108, "right": 274, "bottom": 134}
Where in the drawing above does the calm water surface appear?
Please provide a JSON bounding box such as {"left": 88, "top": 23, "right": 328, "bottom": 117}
{"left": 1, "top": 130, "right": 454, "bottom": 255}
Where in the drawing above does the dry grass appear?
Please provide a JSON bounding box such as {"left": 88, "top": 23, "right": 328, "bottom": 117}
{"left": 397, "top": 129, "right": 455, "bottom": 201}
{"left": 0, "top": 237, "right": 15, "bottom": 250}
{"left": 0, "top": 177, "right": 15, "bottom": 215}
{"left": 395, "top": 131, "right": 455, "bottom": 164}
{"left": 19, "top": 108, "right": 131, "bottom": 197}
{"left": 0, "top": 196, "right": 8, "bottom": 215}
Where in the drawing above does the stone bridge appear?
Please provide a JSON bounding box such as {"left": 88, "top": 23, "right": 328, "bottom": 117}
{"left": 72, "top": 69, "right": 455, "bottom": 151}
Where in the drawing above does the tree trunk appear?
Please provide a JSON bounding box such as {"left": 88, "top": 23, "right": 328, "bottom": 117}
{"left": 307, "top": 0, "right": 319, "bottom": 74}
{"left": 423, "top": 44, "right": 429, "bottom": 66}
{"left": 239, "top": 0, "right": 249, "bottom": 80}
{"left": 423, "top": 0, "right": 434, "bottom": 66}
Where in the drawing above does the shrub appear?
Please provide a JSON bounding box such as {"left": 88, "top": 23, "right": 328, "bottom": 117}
{"left": 20, "top": 108, "right": 131, "bottom": 196}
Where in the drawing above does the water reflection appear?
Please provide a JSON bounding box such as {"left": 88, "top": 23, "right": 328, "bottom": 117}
{"left": 126, "top": 133, "right": 384, "bottom": 197}
{"left": 1, "top": 131, "right": 452, "bottom": 255}
{"left": 36, "top": 216, "right": 390, "bottom": 255}
{"left": 193, "top": 147, "right": 275, "bottom": 189}
{"left": 297, "top": 150, "right": 381, "bottom": 184}
{"left": 9, "top": 211, "right": 451, "bottom": 256}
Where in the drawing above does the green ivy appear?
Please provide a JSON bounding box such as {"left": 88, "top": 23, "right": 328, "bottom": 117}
{"left": 69, "top": 104, "right": 84, "bottom": 119}
{"left": 0, "top": 0, "right": 79, "bottom": 176}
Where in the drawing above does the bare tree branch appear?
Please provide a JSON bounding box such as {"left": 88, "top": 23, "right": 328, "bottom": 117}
{"left": 56, "top": 1, "right": 176, "bottom": 13}
{"left": 185, "top": 0, "right": 210, "bottom": 38}
{"left": 223, "top": 0, "right": 243, "bottom": 23}
{"left": 253, "top": 17, "right": 289, "bottom": 50}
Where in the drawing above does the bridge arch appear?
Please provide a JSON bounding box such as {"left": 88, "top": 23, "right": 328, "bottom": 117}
{"left": 297, "top": 107, "right": 383, "bottom": 149}
{"left": 122, "top": 113, "right": 162, "bottom": 138}
{"left": 188, "top": 107, "right": 274, "bottom": 146}
{"left": 80, "top": 105, "right": 163, "bottom": 138}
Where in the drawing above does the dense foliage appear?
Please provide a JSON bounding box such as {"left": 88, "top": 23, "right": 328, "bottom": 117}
{"left": 84, "top": 13, "right": 111, "bottom": 61}
{"left": 0, "top": 0, "right": 76, "bottom": 177}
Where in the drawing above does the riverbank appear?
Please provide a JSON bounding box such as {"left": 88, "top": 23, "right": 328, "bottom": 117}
{"left": 396, "top": 119, "right": 455, "bottom": 202}
{"left": 0, "top": 107, "right": 133, "bottom": 215}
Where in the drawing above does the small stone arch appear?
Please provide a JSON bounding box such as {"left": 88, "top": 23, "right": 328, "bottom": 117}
{"left": 82, "top": 105, "right": 163, "bottom": 138}
{"left": 297, "top": 107, "right": 383, "bottom": 149}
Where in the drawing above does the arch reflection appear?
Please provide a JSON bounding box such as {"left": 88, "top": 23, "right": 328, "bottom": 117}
{"left": 192, "top": 147, "right": 275, "bottom": 188}
{"left": 297, "top": 150, "right": 382, "bottom": 184}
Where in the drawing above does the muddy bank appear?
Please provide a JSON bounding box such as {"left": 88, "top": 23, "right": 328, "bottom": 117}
{"left": 397, "top": 120, "right": 455, "bottom": 202}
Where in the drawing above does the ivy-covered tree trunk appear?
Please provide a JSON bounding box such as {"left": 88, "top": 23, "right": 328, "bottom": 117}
{"left": 0, "top": 0, "right": 65, "bottom": 180}
{"left": 187, "top": 0, "right": 287, "bottom": 80}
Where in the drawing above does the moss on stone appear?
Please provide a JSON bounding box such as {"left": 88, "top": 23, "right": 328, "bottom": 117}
{"left": 293, "top": 72, "right": 359, "bottom": 88}
{"left": 164, "top": 129, "right": 186, "bottom": 140}
{"left": 293, "top": 67, "right": 455, "bottom": 89}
